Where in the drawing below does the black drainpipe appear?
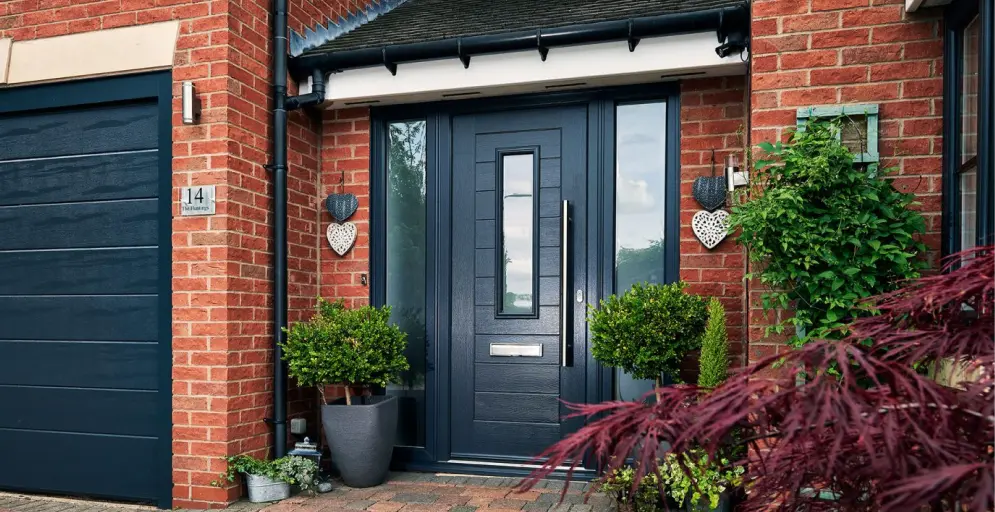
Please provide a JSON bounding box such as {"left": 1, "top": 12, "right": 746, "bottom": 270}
{"left": 271, "top": 0, "right": 325, "bottom": 458}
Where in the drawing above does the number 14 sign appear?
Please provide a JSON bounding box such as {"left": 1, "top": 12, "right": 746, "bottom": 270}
{"left": 180, "top": 185, "right": 216, "bottom": 216}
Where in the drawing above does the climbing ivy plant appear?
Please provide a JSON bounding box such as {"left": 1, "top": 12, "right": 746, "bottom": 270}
{"left": 728, "top": 120, "right": 927, "bottom": 345}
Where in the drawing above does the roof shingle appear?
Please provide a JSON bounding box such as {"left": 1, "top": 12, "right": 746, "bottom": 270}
{"left": 302, "top": 0, "right": 744, "bottom": 55}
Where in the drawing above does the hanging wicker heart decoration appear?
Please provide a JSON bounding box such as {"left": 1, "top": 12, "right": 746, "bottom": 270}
{"left": 692, "top": 175, "right": 727, "bottom": 212}
{"left": 326, "top": 222, "right": 357, "bottom": 256}
{"left": 692, "top": 209, "right": 730, "bottom": 250}
{"left": 325, "top": 193, "right": 359, "bottom": 223}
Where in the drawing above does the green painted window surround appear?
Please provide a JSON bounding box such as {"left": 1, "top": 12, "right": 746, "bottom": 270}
{"left": 796, "top": 104, "right": 880, "bottom": 164}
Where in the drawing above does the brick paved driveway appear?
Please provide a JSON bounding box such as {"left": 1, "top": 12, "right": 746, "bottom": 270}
{"left": 0, "top": 473, "right": 613, "bottom": 512}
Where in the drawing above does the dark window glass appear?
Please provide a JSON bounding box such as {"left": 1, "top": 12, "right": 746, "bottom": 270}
{"left": 499, "top": 153, "right": 536, "bottom": 315}
{"left": 385, "top": 120, "right": 427, "bottom": 447}
{"left": 959, "top": 15, "right": 980, "bottom": 252}
{"left": 961, "top": 167, "right": 978, "bottom": 250}
{"left": 614, "top": 101, "right": 667, "bottom": 400}
{"left": 962, "top": 15, "right": 980, "bottom": 166}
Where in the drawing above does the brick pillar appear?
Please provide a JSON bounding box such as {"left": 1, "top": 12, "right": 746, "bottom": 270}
{"left": 1, "top": 0, "right": 374, "bottom": 507}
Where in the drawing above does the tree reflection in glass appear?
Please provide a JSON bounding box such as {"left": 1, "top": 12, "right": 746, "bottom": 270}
{"left": 386, "top": 120, "right": 427, "bottom": 447}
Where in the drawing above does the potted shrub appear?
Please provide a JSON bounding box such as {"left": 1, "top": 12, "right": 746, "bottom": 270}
{"left": 281, "top": 298, "right": 409, "bottom": 488}
{"left": 213, "top": 454, "right": 319, "bottom": 503}
{"left": 665, "top": 298, "right": 744, "bottom": 511}
{"left": 697, "top": 298, "right": 729, "bottom": 390}
{"left": 589, "top": 282, "right": 708, "bottom": 400}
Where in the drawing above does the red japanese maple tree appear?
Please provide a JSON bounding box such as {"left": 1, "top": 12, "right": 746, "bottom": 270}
{"left": 521, "top": 248, "right": 994, "bottom": 511}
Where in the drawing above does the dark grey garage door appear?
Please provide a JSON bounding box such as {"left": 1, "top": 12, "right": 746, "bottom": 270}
{"left": 0, "top": 73, "right": 171, "bottom": 507}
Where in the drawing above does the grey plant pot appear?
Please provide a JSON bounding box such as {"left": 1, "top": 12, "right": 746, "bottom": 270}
{"left": 245, "top": 474, "right": 290, "bottom": 503}
{"left": 321, "top": 395, "right": 398, "bottom": 488}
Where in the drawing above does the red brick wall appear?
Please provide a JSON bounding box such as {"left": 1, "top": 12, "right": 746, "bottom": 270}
{"left": 319, "top": 107, "right": 372, "bottom": 307}
{"left": 748, "top": 0, "right": 944, "bottom": 362}
{"left": 0, "top": 0, "right": 373, "bottom": 507}
{"left": 679, "top": 77, "right": 750, "bottom": 371}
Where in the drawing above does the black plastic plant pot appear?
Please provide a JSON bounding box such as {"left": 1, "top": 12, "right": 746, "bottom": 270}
{"left": 321, "top": 395, "right": 398, "bottom": 488}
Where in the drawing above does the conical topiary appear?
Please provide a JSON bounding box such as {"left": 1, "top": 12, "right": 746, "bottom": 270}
{"left": 698, "top": 298, "right": 729, "bottom": 389}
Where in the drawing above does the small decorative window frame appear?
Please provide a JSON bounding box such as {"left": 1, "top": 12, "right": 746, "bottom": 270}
{"left": 796, "top": 104, "right": 880, "bottom": 164}
{"left": 495, "top": 146, "right": 540, "bottom": 319}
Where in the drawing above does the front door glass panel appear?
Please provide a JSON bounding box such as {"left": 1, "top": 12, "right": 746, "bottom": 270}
{"left": 498, "top": 152, "right": 537, "bottom": 316}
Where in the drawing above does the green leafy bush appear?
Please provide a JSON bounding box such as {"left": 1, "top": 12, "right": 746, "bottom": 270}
{"left": 282, "top": 298, "right": 409, "bottom": 405}
{"left": 213, "top": 455, "right": 319, "bottom": 494}
{"left": 589, "top": 282, "right": 707, "bottom": 389}
{"left": 698, "top": 298, "right": 729, "bottom": 389}
{"left": 729, "top": 120, "right": 926, "bottom": 345}
{"left": 661, "top": 449, "right": 744, "bottom": 510}
{"left": 596, "top": 463, "right": 662, "bottom": 512}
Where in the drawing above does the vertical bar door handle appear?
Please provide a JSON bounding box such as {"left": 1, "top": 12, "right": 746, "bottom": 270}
{"left": 561, "top": 200, "right": 570, "bottom": 367}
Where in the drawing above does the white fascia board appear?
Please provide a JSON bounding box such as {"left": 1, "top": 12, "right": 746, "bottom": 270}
{"left": 907, "top": 0, "right": 926, "bottom": 11}
{"left": 312, "top": 31, "right": 746, "bottom": 107}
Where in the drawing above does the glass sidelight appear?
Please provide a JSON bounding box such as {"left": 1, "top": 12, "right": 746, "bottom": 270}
{"left": 614, "top": 101, "right": 668, "bottom": 400}
{"left": 384, "top": 120, "right": 428, "bottom": 447}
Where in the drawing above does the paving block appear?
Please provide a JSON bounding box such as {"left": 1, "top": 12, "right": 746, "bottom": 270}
{"left": 367, "top": 503, "right": 404, "bottom": 512}
{"left": 462, "top": 489, "right": 509, "bottom": 499}
{"left": 397, "top": 504, "right": 442, "bottom": 511}
{"left": 391, "top": 493, "right": 438, "bottom": 504}
{"left": 522, "top": 503, "right": 551, "bottom": 512}
{"left": 486, "top": 498, "right": 527, "bottom": 509}
{"left": 436, "top": 495, "right": 471, "bottom": 506}
{"left": 343, "top": 500, "right": 375, "bottom": 510}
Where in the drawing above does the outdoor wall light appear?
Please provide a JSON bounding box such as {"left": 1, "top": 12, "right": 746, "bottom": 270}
{"left": 724, "top": 153, "right": 748, "bottom": 191}
{"left": 181, "top": 81, "right": 200, "bottom": 125}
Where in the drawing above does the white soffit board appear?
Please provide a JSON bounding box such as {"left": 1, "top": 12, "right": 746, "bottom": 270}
{"left": 318, "top": 31, "right": 747, "bottom": 107}
{"left": 5, "top": 21, "right": 179, "bottom": 85}
{"left": 906, "top": 0, "right": 953, "bottom": 11}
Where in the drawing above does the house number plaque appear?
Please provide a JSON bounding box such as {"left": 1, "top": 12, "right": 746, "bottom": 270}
{"left": 180, "top": 185, "right": 216, "bottom": 216}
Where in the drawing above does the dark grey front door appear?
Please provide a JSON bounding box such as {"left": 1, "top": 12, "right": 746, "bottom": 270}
{"left": 450, "top": 106, "right": 588, "bottom": 463}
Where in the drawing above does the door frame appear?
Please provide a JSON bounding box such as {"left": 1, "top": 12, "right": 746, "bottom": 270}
{"left": 0, "top": 72, "right": 173, "bottom": 507}
{"left": 370, "top": 82, "right": 681, "bottom": 476}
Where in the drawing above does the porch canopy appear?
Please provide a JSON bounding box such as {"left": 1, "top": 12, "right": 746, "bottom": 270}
{"left": 289, "top": 0, "right": 749, "bottom": 106}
